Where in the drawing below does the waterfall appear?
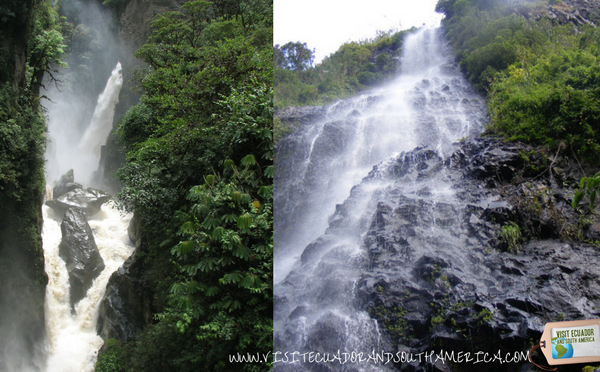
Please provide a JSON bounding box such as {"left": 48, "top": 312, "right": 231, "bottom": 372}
{"left": 79, "top": 62, "right": 123, "bottom": 158}
{"left": 42, "top": 203, "right": 132, "bottom": 372}
{"left": 45, "top": 62, "right": 123, "bottom": 186}
{"left": 42, "top": 62, "right": 131, "bottom": 371}
{"left": 274, "top": 27, "right": 487, "bottom": 370}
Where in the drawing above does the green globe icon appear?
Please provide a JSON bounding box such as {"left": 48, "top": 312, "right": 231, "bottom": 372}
{"left": 552, "top": 337, "right": 574, "bottom": 359}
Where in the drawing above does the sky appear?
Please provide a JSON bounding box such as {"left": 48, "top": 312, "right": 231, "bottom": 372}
{"left": 274, "top": 0, "right": 444, "bottom": 65}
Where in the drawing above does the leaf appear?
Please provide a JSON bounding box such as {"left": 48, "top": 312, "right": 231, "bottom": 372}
{"left": 237, "top": 214, "right": 251, "bottom": 229}
{"left": 223, "top": 159, "right": 235, "bottom": 170}
{"left": 233, "top": 245, "right": 251, "bottom": 259}
{"left": 170, "top": 282, "right": 184, "bottom": 294}
{"left": 174, "top": 240, "right": 197, "bottom": 256}
{"left": 212, "top": 226, "right": 225, "bottom": 239}
{"left": 263, "top": 165, "right": 273, "bottom": 178}
{"left": 205, "top": 286, "right": 220, "bottom": 296}
{"left": 241, "top": 154, "right": 256, "bottom": 166}
{"left": 240, "top": 193, "right": 252, "bottom": 205}
{"left": 205, "top": 174, "right": 216, "bottom": 186}
{"left": 590, "top": 190, "right": 597, "bottom": 209}
{"left": 222, "top": 213, "right": 237, "bottom": 223}
{"left": 220, "top": 271, "right": 243, "bottom": 284}
{"left": 181, "top": 221, "right": 195, "bottom": 235}
{"left": 572, "top": 190, "right": 584, "bottom": 209}
{"left": 240, "top": 273, "right": 262, "bottom": 288}
{"left": 202, "top": 215, "right": 220, "bottom": 229}
{"left": 258, "top": 186, "right": 271, "bottom": 198}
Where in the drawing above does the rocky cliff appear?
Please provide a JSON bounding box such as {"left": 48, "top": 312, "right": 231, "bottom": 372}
{"left": 357, "top": 137, "right": 599, "bottom": 371}
{"left": 274, "top": 100, "right": 600, "bottom": 370}
{"left": 519, "top": 0, "right": 600, "bottom": 26}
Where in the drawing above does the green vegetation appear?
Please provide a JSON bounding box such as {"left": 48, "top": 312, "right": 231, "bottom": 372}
{"left": 428, "top": 263, "right": 442, "bottom": 284}
{"left": 368, "top": 302, "right": 408, "bottom": 341}
{"left": 95, "top": 339, "right": 126, "bottom": 372}
{"left": 105, "top": 1, "right": 273, "bottom": 371}
{"left": 475, "top": 308, "right": 494, "bottom": 324}
{"left": 0, "top": 0, "right": 67, "bottom": 363}
{"left": 573, "top": 172, "right": 600, "bottom": 210}
{"left": 498, "top": 222, "right": 522, "bottom": 252}
{"left": 436, "top": 0, "right": 600, "bottom": 164}
{"left": 274, "top": 28, "right": 415, "bottom": 108}
{"left": 582, "top": 366, "right": 600, "bottom": 372}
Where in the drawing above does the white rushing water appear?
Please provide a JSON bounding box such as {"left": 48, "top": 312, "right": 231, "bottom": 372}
{"left": 46, "top": 62, "right": 123, "bottom": 185}
{"left": 79, "top": 62, "right": 123, "bottom": 158}
{"left": 42, "top": 62, "right": 130, "bottom": 371}
{"left": 42, "top": 203, "right": 133, "bottom": 372}
{"left": 274, "top": 27, "right": 484, "bottom": 284}
{"left": 274, "top": 26, "right": 487, "bottom": 371}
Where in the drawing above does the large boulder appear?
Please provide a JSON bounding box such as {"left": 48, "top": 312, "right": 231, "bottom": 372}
{"left": 97, "top": 215, "right": 150, "bottom": 344}
{"left": 46, "top": 187, "right": 111, "bottom": 217}
{"left": 96, "top": 251, "right": 149, "bottom": 344}
{"left": 59, "top": 208, "right": 105, "bottom": 308}
{"left": 52, "top": 169, "right": 82, "bottom": 199}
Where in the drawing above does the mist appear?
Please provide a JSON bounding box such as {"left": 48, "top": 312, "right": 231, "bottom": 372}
{"left": 0, "top": 243, "right": 47, "bottom": 372}
{"left": 42, "top": 0, "right": 124, "bottom": 187}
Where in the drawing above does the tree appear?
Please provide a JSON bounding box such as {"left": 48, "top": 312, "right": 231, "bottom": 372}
{"left": 113, "top": 1, "right": 273, "bottom": 370}
{"left": 274, "top": 41, "right": 314, "bottom": 70}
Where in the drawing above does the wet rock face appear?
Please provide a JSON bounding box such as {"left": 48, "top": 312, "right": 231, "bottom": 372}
{"left": 358, "top": 138, "right": 599, "bottom": 371}
{"left": 46, "top": 187, "right": 111, "bottom": 217}
{"left": 97, "top": 214, "right": 149, "bottom": 344}
{"left": 520, "top": 0, "right": 600, "bottom": 26}
{"left": 97, "top": 252, "right": 148, "bottom": 344}
{"left": 59, "top": 208, "right": 105, "bottom": 308}
{"left": 52, "top": 169, "right": 82, "bottom": 199}
{"left": 276, "top": 105, "right": 326, "bottom": 127}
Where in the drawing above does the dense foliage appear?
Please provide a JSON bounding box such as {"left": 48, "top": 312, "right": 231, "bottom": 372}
{"left": 437, "top": 0, "right": 600, "bottom": 163}
{"left": 274, "top": 28, "right": 415, "bottom": 108}
{"left": 0, "top": 0, "right": 66, "bottom": 366}
{"left": 97, "top": 1, "right": 273, "bottom": 371}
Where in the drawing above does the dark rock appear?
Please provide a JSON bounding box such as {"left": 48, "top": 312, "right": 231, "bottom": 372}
{"left": 346, "top": 109, "right": 362, "bottom": 118}
{"left": 128, "top": 213, "right": 142, "bottom": 250}
{"left": 275, "top": 105, "right": 326, "bottom": 126}
{"left": 52, "top": 169, "right": 83, "bottom": 199}
{"left": 59, "top": 208, "right": 105, "bottom": 308}
{"left": 96, "top": 250, "right": 149, "bottom": 344}
{"left": 46, "top": 187, "right": 110, "bottom": 217}
{"left": 354, "top": 138, "right": 600, "bottom": 371}
{"left": 520, "top": 0, "right": 600, "bottom": 26}
{"left": 97, "top": 214, "right": 150, "bottom": 344}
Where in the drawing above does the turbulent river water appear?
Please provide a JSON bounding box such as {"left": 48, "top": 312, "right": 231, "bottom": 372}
{"left": 274, "top": 27, "right": 487, "bottom": 371}
{"left": 41, "top": 62, "right": 133, "bottom": 371}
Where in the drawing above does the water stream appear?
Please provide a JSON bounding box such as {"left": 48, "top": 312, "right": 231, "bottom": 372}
{"left": 274, "top": 27, "right": 487, "bottom": 371}
{"left": 42, "top": 62, "right": 132, "bottom": 371}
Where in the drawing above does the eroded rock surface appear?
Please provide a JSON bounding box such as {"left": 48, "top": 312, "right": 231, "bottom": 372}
{"left": 59, "top": 208, "right": 105, "bottom": 308}
{"left": 97, "top": 214, "right": 150, "bottom": 344}
{"left": 357, "top": 138, "right": 599, "bottom": 371}
{"left": 52, "top": 169, "right": 83, "bottom": 199}
{"left": 46, "top": 187, "right": 110, "bottom": 217}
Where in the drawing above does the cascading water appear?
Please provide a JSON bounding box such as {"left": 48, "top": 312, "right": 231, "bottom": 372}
{"left": 274, "top": 27, "right": 487, "bottom": 370}
{"left": 41, "top": 62, "right": 132, "bottom": 371}
{"left": 42, "top": 204, "right": 132, "bottom": 372}
{"left": 79, "top": 63, "right": 123, "bottom": 158}
{"left": 46, "top": 63, "right": 123, "bottom": 185}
